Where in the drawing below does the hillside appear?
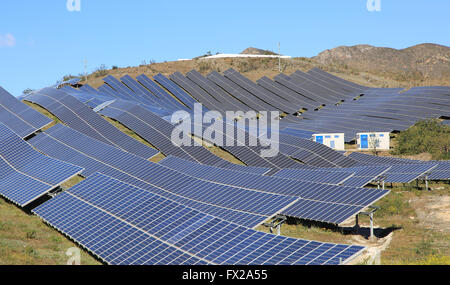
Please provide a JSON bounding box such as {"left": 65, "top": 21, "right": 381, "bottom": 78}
{"left": 240, "top": 47, "right": 278, "bottom": 55}
{"left": 314, "top": 43, "right": 450, "bottom": 83}
{"left": 79, "top": 43, "right": 450, "bottom": 91}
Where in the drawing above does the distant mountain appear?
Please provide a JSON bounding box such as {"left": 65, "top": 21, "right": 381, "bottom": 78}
{"left": 240, "top": 47, "right": 278, "bottom": 56}
{"left": 313, "top": 43, "right": 450, "bottom": 79}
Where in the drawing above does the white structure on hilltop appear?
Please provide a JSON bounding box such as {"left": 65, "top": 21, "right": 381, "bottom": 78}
{"left": 356, "top": 132, "right": 390, "bottom": 150}
{"left": 312, "top": 133, "right": 345, "bottom": 151}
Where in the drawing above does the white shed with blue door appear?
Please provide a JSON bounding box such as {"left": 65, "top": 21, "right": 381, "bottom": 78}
{"left": 312, "top": 133, "right": 345, "bottom": 151}
{"left": 357, "top": 132, "right": 390, "bottom": 150}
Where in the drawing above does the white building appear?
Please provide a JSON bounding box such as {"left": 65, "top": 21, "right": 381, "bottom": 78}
{"left": 312, "top": 133, "right": 345, "bottom": 151}
{"left": 356, "top": 132, "right": 390, "bottom": 150}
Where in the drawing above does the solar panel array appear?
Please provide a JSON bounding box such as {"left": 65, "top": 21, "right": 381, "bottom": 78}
{"left": 5, "top": 65, "right": 446, "bottom": 266}
{"left": 0, "top": 86, "right": 52, "bottom": 137}
{"left": 28, "top": 124, "right": 298, "bottom": 228}
{"left": 23, "top": 88, "right": 159, "bottom": 159}
{"left": 34, "top": 173, "right": 365, "bottom": 265}
{"left": 0, "top": 123, "right": 83, "bottom": 206}
{"left": 97, "top": 100, "right": 238, "bottom": 167}
{"left": 158, "top": 156, "right": 390, "bottom": 224}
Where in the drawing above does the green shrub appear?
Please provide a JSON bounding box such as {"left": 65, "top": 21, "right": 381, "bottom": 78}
{"left": 392, "top": 119, "right": 450, "bottom": 160}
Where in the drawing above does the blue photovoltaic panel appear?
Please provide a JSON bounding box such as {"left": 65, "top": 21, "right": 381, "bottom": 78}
{"left": 347, "top": 152, "right": 444, "bottom": 182}
{"left": 0, "top": 86, "right": 52, "bottom": 137}
{"left": 383, "top": 163, "right": 438, "bottom": 183}
{"left": 0, "top": 123, "right": 83, "bottom": 206}
{"left": 153, "top": 73, "right": 198, "bottom": 109}
{"left": 23, "top": 88, "right": 159, "bottom": 159}
{"left": 270, "top": 168, "right": 354, "bottom": 185}
{"left": 33, "top": 173, "right": 365, "bottom": 265}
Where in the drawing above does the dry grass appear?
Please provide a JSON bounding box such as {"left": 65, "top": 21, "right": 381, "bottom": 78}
{"left": 0, "top": 197, "right": 101, "bottom": 265}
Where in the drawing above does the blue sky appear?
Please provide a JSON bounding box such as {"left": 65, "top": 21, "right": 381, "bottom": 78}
{"left": 0, "top": 0, "right": 449, "bottom": 96}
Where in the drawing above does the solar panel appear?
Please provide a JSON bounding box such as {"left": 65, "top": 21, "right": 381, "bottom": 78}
{"left": 271, "top": 168, "right": 354, "bottom": 184}
{"left": 384, "top": 163, "right": 438, "bottom": 183}
{"left": 169, "top": 72, "right": 223, "bottom": 111}
{"left": 256, "top": 76, "right": 319, "bottom": 110}
{"left": 0, "top": 123, "right": 83, "bottom": 206}
{"left": 185, "top": 70, "right": 252, "bottom": 112}
{"left": 427, "top": 161, "right": 450, "bottom": 180}
{"left": 33, "top": 172, "right": 365, "bottom": 265}
{"left": 136, "top": 74, "right": 189, "bottom": 111}
{"left": 223, "top": 69, "right": 299, "bottom": 114}
{"left": 0, "top": 86, "right": 52, "bottom": 137}
{"left": 119, "top": 75, "right": 164, "bottom": 107}
{"left": 153, "top": 73, "right": 198, "bottom": 109}
{"left": 23, "top": 88, "right": 159, "bottom": 159}
{"left": 347, "top": 152, "right": 445, "bottom": 182}
{"left": 207, "top": 71, "right": 275, "bottom": 111}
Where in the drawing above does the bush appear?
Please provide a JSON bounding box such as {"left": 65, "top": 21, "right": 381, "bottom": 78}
{"left": 237, "top": 60, "right": 258, "bottom": 73}
{"left": 198, "top": 61, "right": 213, "bottom": 74}
{"left": 93, "top": 64, "right": 109, "bottom": 78}
{"left": 22, "top": 88, "right": 35, "bottom": 95}
{"left": 391, "top": 119, "right": 450, "bottom": 160}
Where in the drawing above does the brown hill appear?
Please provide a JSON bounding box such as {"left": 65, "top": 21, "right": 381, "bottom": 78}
{"left": 314, "top": 43, "right": 450, "bottom": 81}
{"left": 240, "top": 47, "right": 278, "bottom": 55}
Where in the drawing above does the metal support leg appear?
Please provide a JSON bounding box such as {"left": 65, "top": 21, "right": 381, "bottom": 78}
{"left": 382, "top": 180, "right": 385, "bottom": 190}
{"left": 277, "top": 225, "right": 281, "bottom": 236}
{"left": 425, "top": 177, "right": 429, "bottom": 191}
{"left": 369, "top": 212, "right": 375, "bottom": 242}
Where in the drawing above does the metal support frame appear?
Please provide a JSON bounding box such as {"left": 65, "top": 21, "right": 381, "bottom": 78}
{"left": 358, "top": 206, "right": 380, "bottom": 242}
{"left": 374, "top": 175, "right": 386, "bottom": 190}
{"left": 417, "top": 174, "right": 430, "bottom": 191}
{"left": 263, "top": 215, "right": 287, "bottom": 236}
